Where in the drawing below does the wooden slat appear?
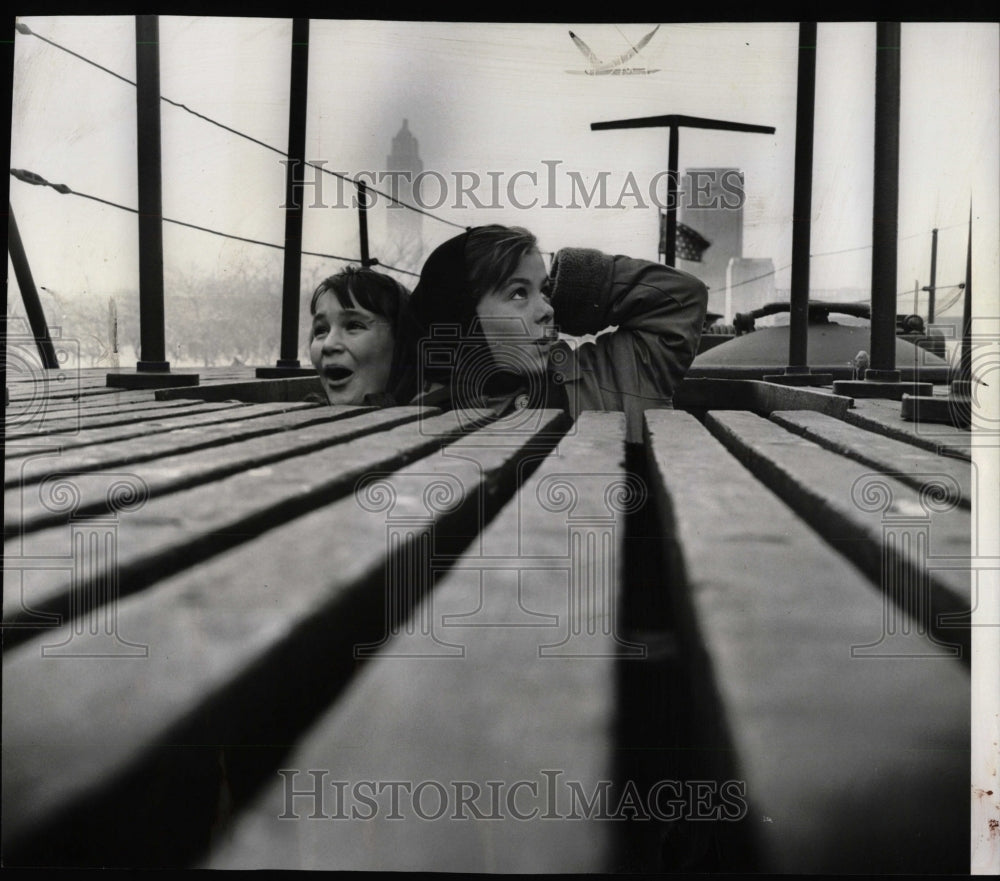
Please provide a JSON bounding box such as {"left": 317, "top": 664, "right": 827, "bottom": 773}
{"left": 705, "top": 410, "right": 973, "bottom": 658}
{"left": 5, "top": 372, "right": 111, "bottom": 393}
{"left": 4, "top": 406, "right": 388, "bottom": 536}
{"left": 644, "top": 410, "right": 969, "bottom": 873}
{"left": 843, "top": 398, "right": 972, "bottom": 460}
{"left": 769, "top": 409, "right": 973, "bottom": 508}
{"left": 1, "top": 409, "right": 568, "bottom": 866}
{"left": 4, "top": 400, "right": 321, "bottom": 462}
{"left": 674, "top": 378, "right": 853, "bottom": 418}
{"left": 4, "top": 403, "right": 336, "bottom": 488}
{"left": 2, "top": 407, "right": 483, "bottom": 634}
{"left": 7, "top": 401, "right": 260, "bottom": 450}
{"left": 154, "top": 376, "right": 322, "bottom": 403}
{"left": 8, "top": 389, "right": 161, "bottom": 413}
{"left": 4, "top": 397, "right": 226, "bottom": 436}
{"left": 6, "top": 368, "right": 259, "bottom": 404}
{"left": 7, "top": 378, "right": 198, "bottom": 403}
{"left": 205, "top": 411, "right": 633, "bottom": 872}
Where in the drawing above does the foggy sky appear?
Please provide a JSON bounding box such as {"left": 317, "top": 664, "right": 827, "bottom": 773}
{"left": 8, "top": 18, "right": 999, "bottom": 323}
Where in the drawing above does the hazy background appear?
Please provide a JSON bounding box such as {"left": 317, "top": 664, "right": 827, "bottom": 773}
{"left": 7, "top": 17, "right": 998, "bottom": 367}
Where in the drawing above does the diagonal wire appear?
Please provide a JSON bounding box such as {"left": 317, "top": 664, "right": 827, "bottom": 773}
{"left": 10, "top": 168, "right": 358, "bottom": 263}
{"left": 14, "top": 22, "right": 467, "bottom": 230}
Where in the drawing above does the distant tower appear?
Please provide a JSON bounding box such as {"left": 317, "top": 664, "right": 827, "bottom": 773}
{"left": 386, "top": 119, "right": 423, "bottom": 264}
{"left": 726, "top": 257, "right": 775, "bottom": 320}
{"left": 678, "top": 167, "right": 744, "bottom": 316}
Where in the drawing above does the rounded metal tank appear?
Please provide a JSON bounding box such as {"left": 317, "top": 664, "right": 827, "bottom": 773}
{"left": 689, "top": 302, "right": 951, "bottom": 381}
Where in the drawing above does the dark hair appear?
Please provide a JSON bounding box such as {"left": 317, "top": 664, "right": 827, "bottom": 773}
{"left": 464, "top": 225, "right": 538, "bottom": 303}
{"left": 309, "top": 266, "right": 419, "bottom": 404}
{"left": 409, "top": 225, "right": 538, "bottom": 334}
{"left": 310, "top": 265, "right": 408, "bottom": 325}
{"left": 408, "top": 226, "right": 546, "bottom": 397}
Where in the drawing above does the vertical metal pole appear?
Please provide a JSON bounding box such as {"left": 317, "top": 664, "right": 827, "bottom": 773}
{"left": 959, "top": 205, "right": 973, "bottom": 384}
{"left": 7, "top": 205, "right": 59, "bottom": 368}
{"left": 867, "top": 21, "right": 901, "bottom": 380}
{"left": 3, "top": 20, "right": 15, "bottom": 400}
{"left": 276, "top": 18, "right": 310, "bottom": 368}
{"left": 664, "top": 125, "right": 679, "bottom": 266}
{"left": 927, "top": 227, "right": 938, "bottom": 322}
{"left": 135, "top": 15, "right": 168, "bottom": 371}
{"left": 358, "top": 180, "right": 371, "bottom": 267}
{"left": 788, "top": 21, "right": 817, "bottom": 372}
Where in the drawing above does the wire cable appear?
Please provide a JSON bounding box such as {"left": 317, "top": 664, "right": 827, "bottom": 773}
{"left": 10, "top": 168, "right": 358, "bottom": 264}
{"left": 14, "top": 22, "right": 467, "bottom": 230}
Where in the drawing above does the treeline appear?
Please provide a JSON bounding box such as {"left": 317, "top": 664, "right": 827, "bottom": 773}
{"left": 10, "top": 232, "right": 425, "bottom": 369}
{"left": 12, "top": 260, "right": 331, "bottom": 369}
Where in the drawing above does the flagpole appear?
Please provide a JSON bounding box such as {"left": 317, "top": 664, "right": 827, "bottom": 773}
{"left": 957, "top": 202, "right": 973, "bottom": 391}
{"left": 900, "top": 202, "right": 974, "bottom": 424}
{"left": 926, "top": 227, "right": 938, "bottom": 322}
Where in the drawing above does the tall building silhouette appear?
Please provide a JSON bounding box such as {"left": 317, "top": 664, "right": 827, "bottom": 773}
{"left": 678, "top": 167, "right": 744, "bottom": 316}
{"left": 385, "top": 119, "right": 423, "bottom": 265}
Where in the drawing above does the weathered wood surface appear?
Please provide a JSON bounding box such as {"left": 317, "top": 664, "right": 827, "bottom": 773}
{"left": 7, "top": 373, "right": 201, "bottom": 402}
{"left": 3, "top": 407, "right": 471, "bottom": 633}
{"left": 5, "top": 401, "right": 250, "bottom": 454}
{"left": 205, "top": 411, "right": 631, "bottom": 872}
{"left": 3, "top": 407, "right": 409, "bottom": 535}
{"left": 1, "top": 370, "right": 977, "bottom": 872}
{"left": 4, "top": 398, "right": 236, "bottom": 437}
{"left": 155, "top": 376, "right": 322, "bottom": 403}
{"left": 674, "top": 378, "right": 853, "bottom": 418}
{"left": 2, "top": 409, "right": 567, "bottom": 867}
{"left": 705, "top": 410, "right": 973, "bottom": 659}
{"left": 769, "top": 409, "right": 973, "bottom": 508}
{"left": 644, "top": 410, "right": 969, "bottom": 873}
{"left": 843, "top": 397, "right": 973, "bottom": 460}
{"left": 4, "top": 402, "right": 344, "bottom": 487}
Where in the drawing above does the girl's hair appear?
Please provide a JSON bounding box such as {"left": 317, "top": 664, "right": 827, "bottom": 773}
{"left": 310, "top": 265, "right": 408, "bottom": 325}
{"left": 464, "top": 225, "right": 538, "bottom": 304}
{"left": 309, "top": 266, "right": 419, "bottom": 404}
{"left": 408, "top": 225, "right": 544, "bottom": 395}
{"left": 409, "top": 225, "right": 539, "bottom": 335}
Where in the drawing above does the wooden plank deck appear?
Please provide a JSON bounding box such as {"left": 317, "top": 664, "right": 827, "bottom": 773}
{"left": 644, "top": 411, "right": 968, "bottom": 873}
{"left": 1, "top": 368, "right": 978, "bottom": 871}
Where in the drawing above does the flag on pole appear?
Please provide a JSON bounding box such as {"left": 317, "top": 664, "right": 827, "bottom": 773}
{"left": 659, "top": 212, "right": 711, "bottom": 262}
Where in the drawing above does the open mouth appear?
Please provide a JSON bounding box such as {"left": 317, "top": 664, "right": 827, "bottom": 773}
{"left": 322, "top": 365, "right": 354, "bottom": 386}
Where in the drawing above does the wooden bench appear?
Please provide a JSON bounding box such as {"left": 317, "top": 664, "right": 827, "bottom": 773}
{"left": 2, "top": 371, "right": 974, "bottom": 871}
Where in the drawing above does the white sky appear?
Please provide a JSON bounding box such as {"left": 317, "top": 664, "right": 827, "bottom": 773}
{"left": 7, "top": 17, "right": 999, "bottom": 326}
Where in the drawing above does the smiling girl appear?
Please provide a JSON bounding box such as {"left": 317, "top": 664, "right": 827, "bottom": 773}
{"left": 408, "top": 225, "right": 708, "bottom": 441}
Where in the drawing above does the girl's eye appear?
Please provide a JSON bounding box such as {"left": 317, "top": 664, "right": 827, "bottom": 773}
{"left": 509, "top": 288, "right": 528, "bottom": 301}
{"left": 345, "top": 320, "right": 369, "bottom": 332}
{"left": 312, "top": 325, "right": 329, "bottom": 338}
